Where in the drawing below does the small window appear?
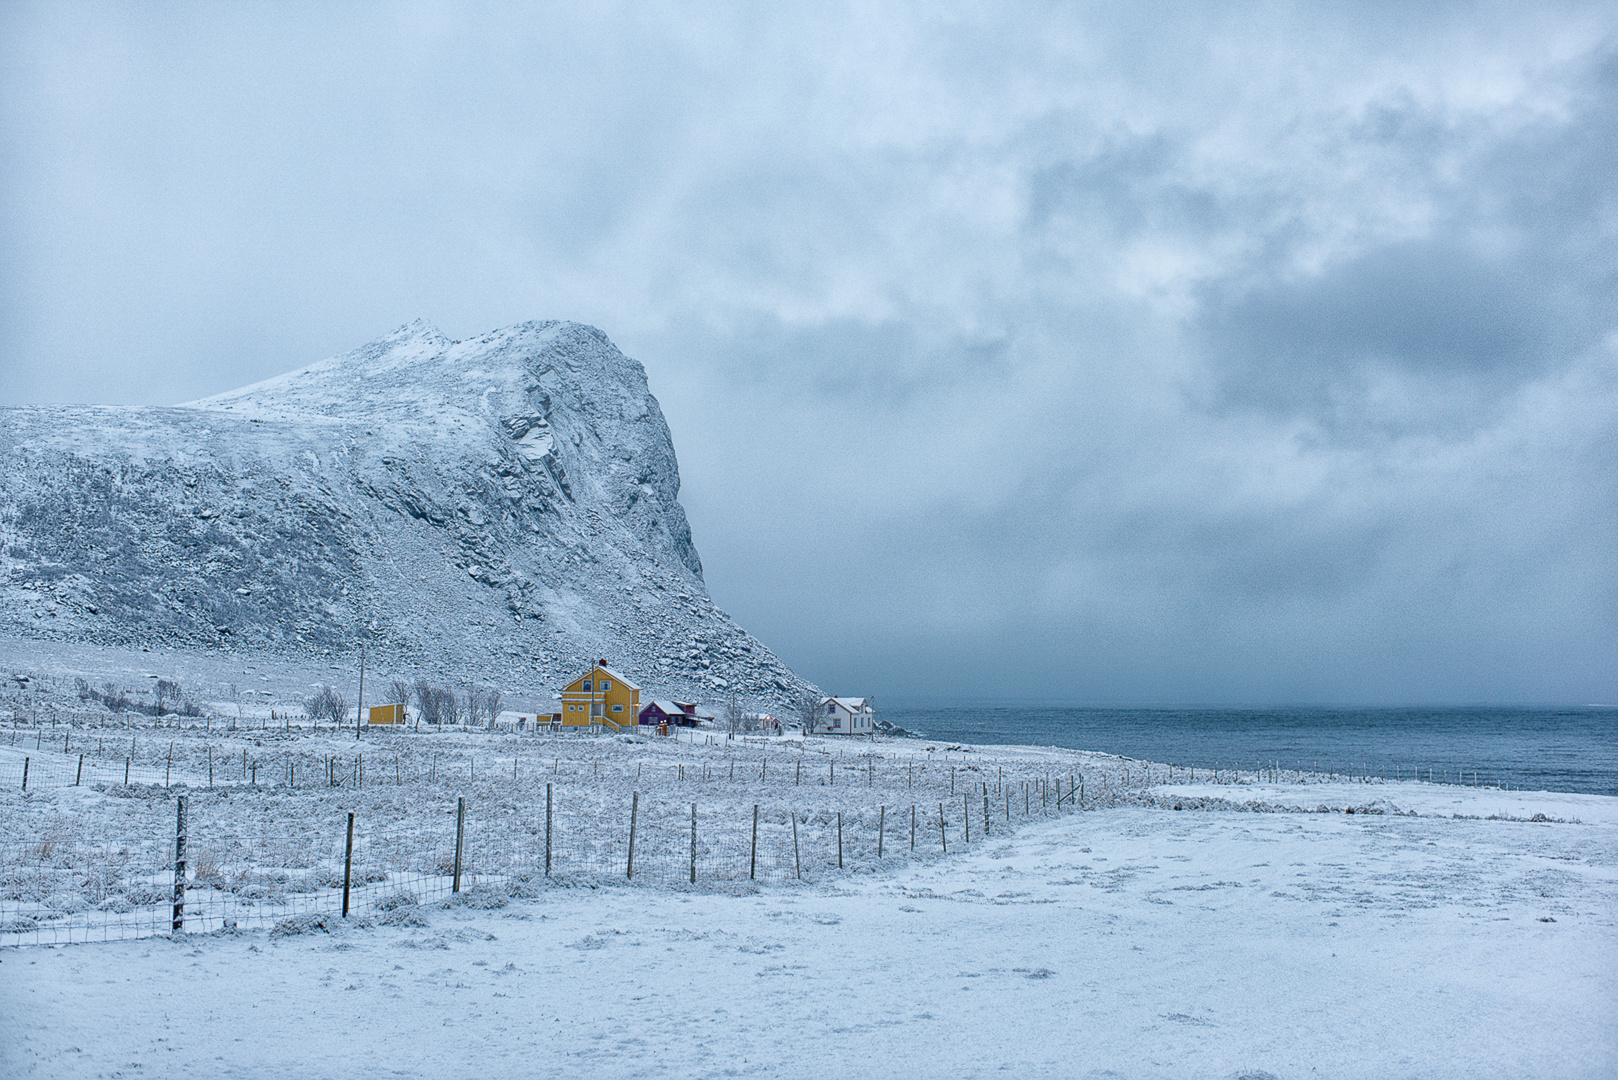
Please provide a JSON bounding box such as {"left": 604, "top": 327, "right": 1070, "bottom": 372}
{"left": 602, "top": 680, "right": 611, "bottom": 691}
{"left": 582, "top": 680, "right": 592, "bottom": 692}
{"left": 612, "top": 704, "right": 623, "bottom": 712}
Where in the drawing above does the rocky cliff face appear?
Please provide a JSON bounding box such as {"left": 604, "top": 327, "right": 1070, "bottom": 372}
{"left": 0, "top": 320, "right": 811, "bottom": 707}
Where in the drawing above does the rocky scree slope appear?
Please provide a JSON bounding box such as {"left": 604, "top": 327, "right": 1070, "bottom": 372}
{"left": 0, "top": 320, "right": 811, "bottom": 707}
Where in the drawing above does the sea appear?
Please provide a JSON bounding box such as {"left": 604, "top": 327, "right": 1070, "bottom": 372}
{"left": 882, "top": 705, "right": 1618, "bottom": 797}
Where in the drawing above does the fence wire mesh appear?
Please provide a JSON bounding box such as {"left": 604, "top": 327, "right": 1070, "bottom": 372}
{"left": 1, "top": 787, "right": 1038, "bottom": 946}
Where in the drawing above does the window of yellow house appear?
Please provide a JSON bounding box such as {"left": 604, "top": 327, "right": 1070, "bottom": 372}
{"left": 612, "top": 704, "right": 622, "bottom": 712}
{"left": 582, "top": 680, "right": 591, "bottom": 692}
{"left": 602, "top": 680, "right": 612, "bottom": 691}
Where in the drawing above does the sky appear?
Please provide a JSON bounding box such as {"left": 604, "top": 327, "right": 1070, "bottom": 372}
{"left": 2, "top": 2, "right": 1614, "bottom": 706}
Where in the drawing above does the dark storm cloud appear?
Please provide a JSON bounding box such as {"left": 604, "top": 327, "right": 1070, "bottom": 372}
{"left": 1199, "top": 55, "right": 1618, "bottom": 426}
{"left": 2, "top": 2, "right": 1614, "bottom": 704}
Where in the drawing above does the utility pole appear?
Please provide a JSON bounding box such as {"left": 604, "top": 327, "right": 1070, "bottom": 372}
{"left": 355, "top": 641, "right": 365, "bottom": 741}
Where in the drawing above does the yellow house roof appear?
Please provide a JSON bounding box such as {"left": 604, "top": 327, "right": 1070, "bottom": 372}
{"left": 561, "top": 663, "right": 642, "bottom": 694}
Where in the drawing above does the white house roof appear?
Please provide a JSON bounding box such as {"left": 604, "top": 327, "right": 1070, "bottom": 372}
{"left": 822, "top": 696, "right": 871, "bottom": 710}
{"left": 643, "top": 699, "right": 685, "bottom": 715}
{"left": 596, "top": 665, "right": 640, "bottom": 690}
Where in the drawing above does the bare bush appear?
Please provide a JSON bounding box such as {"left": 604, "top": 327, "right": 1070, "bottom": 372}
{"left": 303, "top": 685, "right": 350, "bottom": 724}
{"left": 436, "top": 687, "right": 460, "bottom": 726}
{"left": 796, "top": 693, "right": 821, "bottom": 734}
{"left": 413, "top": 679, "right": 439, "bottom": 725}
{"left": 413, "top": 681, "right": 458, "bottom": 726}
{"left": 460, "top": 686, "right": 504, "bottom": 728}
{"left": 155, "top": 679, "right": 182, "bottom": 715}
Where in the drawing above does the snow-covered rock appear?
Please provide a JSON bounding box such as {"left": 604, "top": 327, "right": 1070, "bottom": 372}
{"left": 0, "top": 320, "right": 812, "bottom": 706}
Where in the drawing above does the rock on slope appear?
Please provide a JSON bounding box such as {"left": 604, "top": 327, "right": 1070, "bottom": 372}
{"left": 0, "top": 320, "right": 811, "bottom": 707}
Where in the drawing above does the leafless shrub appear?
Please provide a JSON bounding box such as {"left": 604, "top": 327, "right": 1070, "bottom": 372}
{"left": 155, "top": 679, "right": 182, "bottom": 715}
{"left": 796, "top": 693, "right": 821, "bottom": 734}
{"left": 413, "top": 680, "right": 439, "bottom": 725}
{"left": 412, "top": 682, "right": 459, "bottom": 726}
{"left": 303, "top": 685, "right": 350, "bottom": 724}
{"left": 101, "top": 682, "right": 130, "bottom": 713}
{"left": 460, "top": 686, "right": 504, "bottom": 727}
{"left": 436, "top": 688, "right": 460, "bottom": 726}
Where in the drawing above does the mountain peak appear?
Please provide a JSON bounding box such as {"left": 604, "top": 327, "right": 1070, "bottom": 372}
{"left": 0, "top": 320, "right": 811, "bottom": 707}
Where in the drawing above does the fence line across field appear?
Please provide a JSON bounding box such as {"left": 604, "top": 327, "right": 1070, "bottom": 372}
{"left": 1, "top": 775, "right": 1111, "bottom": 947}
{"left": 2, "top": 711, "right": 1521, "bottom": 794}
{"left": 0, "top": 728, "right": 1514, "bottom": 798}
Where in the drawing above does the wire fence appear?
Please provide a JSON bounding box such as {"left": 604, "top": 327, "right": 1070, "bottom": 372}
{"left": 1, "top": 777, "right": 1097, "bottom": 946}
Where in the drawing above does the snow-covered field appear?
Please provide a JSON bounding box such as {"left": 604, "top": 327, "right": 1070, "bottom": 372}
{"left": 2, "top": 723, "right": 1615, "bottom": 1078}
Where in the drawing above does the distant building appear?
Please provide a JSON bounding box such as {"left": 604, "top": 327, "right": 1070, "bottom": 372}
{"left": 639, "top": 700, "right": 694, "bottom": 727}
{"left": 558, "top": 662, "right": 641, "bottom": 729}
{"left": 674, "top": 701, "right": 718, "bottom": 725}
{"left": 815, "top": 696, "right": 873, "bottom": 735}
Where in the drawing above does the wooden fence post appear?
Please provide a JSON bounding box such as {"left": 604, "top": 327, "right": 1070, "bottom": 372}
{"left": 690, "top": 803, "right": 697, "bottom": 884}
{"left": 125, "top": 757, "right": 130, "bottom": 786}
{"left": 20, "top": 756, "right": 27, "bottom": 791}
{"left": 749, "top": 804, "right": 760, "bottom": 880}
{"left": 172, "top": 795, "right": 187, "bottom": 934}
{"left": 983, "top": 792, "right": 989, "bottom": 836}
{"left": 207, "top": 746, "right": 212, "bottom": 788}
{"left": 836, "top": 811, "right": 843, "bottom": 869}
{"left": 963, "top": 792, "right": 970, "bottom": 843}
{"left": 791, "top": 812, "right": 800, "bottom": 878}
{"left": 76, "top": 754, "right": 84, "bottom": 786}
{"left": 342, "top": 812, "right": 355, "bottom": 917}
{"left": 452, "top": 796, "right": 465, "bottom": 893}
{"left": 545, "top": 783, "right": 553, "bottom": 876}
{"left": 938, "top": 803, "right": 947, "bottom": 852}
{"left": 628, "top": 792, "right": 639, "bottom": 879}
{"left": 910, "top": 804, "right": 916, "bottom": 850}
{"left": 877, "top": 805, "right": 885, "bottom": 858}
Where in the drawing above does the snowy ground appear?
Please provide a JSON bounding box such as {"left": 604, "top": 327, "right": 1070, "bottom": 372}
{"left": 3, "top": 759, "right": 1615, "bottom": 1079}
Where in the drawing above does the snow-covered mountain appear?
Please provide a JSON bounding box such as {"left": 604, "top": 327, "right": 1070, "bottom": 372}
{"left": 0, "top": 320, "right": 811, "bottom": 707}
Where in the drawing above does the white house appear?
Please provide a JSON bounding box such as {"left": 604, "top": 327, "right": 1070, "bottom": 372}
{"left": 814, "top": 696, "right": 874, "bottom": 735}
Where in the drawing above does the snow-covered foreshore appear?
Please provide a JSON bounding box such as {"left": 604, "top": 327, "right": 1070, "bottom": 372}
{"left": 3, "top": 727, "right": 1615, "bottom": 1079}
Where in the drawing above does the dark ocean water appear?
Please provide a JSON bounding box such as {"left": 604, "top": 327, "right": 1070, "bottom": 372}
{"left": 882, "top": 705, "right": 1618, "bottom": 797}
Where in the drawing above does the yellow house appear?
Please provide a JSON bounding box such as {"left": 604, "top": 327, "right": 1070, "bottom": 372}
{"left": 558, "top": 662, "right": 641, "bottom": 729}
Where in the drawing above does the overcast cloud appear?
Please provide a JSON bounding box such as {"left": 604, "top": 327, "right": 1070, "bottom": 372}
{"left": 3, "top": 2, "right": 1614, "bottom": 704}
